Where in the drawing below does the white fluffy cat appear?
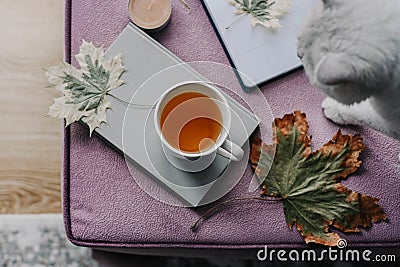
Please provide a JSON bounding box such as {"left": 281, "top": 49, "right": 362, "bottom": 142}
{"left": 297, "top": 0, "right": 400, "bottom": 160}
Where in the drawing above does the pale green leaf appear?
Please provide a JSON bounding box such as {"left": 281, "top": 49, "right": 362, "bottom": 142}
{"left": 45, "top": 40, "right": 124, "bottom": 136}
{"left": 227, "top": 0, "right": 292, "bottom": 29}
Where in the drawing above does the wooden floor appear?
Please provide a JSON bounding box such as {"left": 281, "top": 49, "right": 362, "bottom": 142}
{"left": 0, "top": 0, "right": 64, "bottom": 213}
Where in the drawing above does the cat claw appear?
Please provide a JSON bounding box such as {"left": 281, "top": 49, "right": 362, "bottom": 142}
{"left": 321, "top": 98, "right": 347, "bottom": 125}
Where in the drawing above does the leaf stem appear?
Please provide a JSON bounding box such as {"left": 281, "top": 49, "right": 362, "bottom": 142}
{"left": 107, "top": 93, "right": 154, "bottom": 108}
{"left": 225, "top": 13, "right": 247, "bottom": 30}
{"left": 190, "top": 196, "right": 282, "bottom": 231}
{"left": 180, "top": 0, "right": 191, "bottom": 14}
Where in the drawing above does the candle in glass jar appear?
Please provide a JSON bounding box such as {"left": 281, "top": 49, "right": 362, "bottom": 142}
{"left": 128, "top": 0, "right": 172, "bottom": 32}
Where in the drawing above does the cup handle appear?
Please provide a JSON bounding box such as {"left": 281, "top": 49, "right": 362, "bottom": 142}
{"left": 217, "top": 139, "right": 244, "bottom": 161}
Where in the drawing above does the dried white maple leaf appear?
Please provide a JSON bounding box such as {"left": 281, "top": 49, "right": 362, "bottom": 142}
{"left": 45, "top": 40, "right": 124, "bottom": 136}
{"left": 227, "top": 0, "right": 292, "bottom": 29}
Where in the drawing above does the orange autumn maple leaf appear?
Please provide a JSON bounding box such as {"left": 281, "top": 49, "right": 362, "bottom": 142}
{"left": 250, "top": 111, "right": 387, "bottom": 246}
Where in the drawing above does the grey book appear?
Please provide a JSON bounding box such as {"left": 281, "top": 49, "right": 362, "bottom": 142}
{"left": 97, "top": 23, "right": 259, "bottom": 207}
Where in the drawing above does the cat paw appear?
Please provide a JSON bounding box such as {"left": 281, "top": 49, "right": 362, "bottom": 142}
{"left": 322, "top": 98, "right": 348, "bottom": 125}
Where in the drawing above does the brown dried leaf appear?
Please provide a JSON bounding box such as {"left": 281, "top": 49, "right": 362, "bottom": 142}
{"left": 251, "top": 110, "right": 387, "bottom": 246}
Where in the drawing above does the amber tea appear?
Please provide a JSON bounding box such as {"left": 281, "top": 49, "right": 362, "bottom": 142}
{"left": 160, "top": 92, "right": 223, "bottom": 153}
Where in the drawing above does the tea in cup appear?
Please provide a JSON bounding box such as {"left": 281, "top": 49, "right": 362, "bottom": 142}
{"left": 154, "top": 81, "right": 244, "bottom": 172}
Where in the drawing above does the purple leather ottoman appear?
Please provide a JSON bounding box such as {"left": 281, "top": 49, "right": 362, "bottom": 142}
{"left": 63, "top": 0, "right": 400, "bottom": 256}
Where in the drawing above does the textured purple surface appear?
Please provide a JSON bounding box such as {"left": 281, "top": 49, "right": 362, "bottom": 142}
{"left": 64, "top": 0, "right": 400, "bottom": 249}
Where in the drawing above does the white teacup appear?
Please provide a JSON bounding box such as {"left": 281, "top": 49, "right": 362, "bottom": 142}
{"left": 154, "top": 81, "right": 244, "bottom": 172}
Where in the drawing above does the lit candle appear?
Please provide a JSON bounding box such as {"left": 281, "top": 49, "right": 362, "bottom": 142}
{"left": 128, "top": 0, "right": 172, "bottom": 32}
